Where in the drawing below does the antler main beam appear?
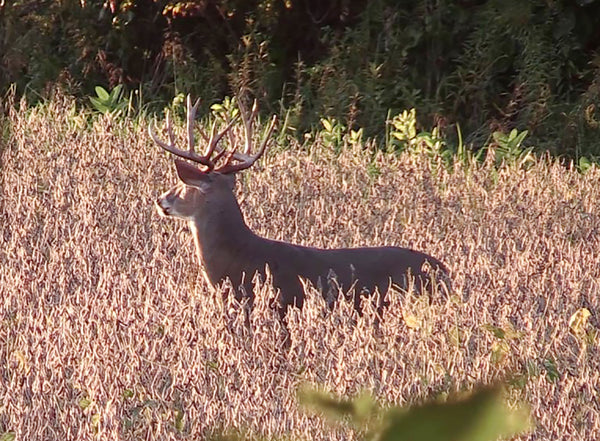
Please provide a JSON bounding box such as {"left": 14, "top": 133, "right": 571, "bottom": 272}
{"left": 149, "top": 94, "right": 276, "bottom": 174}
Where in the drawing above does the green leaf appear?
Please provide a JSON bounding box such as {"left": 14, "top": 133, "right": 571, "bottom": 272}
{"left": 448, "top": 326, "right": 463, "bottom": 346}
{"left": 543, "top": 358, "right": 560, "bottom": 382}
{"left": 483, "top": 324, "right": 506, "bottom": 339}
{"left": 112, "top": 84, "right": 123, "bottom": 96}
{"left": 95, "top": 86, "right": 110, "bottom": 101}
{"left": 514, "top": 130, "right": 528, "bottom": 147}
{"left": 490, "top": 341, "right": 510, "bottom": 365}
{"left": 108, "top": 84, "right": 123, "bottom": 105}
{"left": 578, "top": 156, "right": 592, "bottom": 173}
{"left": 79, "top": 397, "right": 92, "bottom": 409}
{"left": 175, "top": 409, "right": 185, "bottom": 432}
{"left": 408, "top": 125, "right": 416, "bottom": 139}
{"left": 321, "top": 118, "right": 333, "bottom": 132}
{"left": 172, "top": 93, "right": 185, "bottom": 107}
{"left": 0, "top": 432, "right": 16, "bottom": 441}
{"left": 89, "top": 97, "right": 109, "bottom": 113}
{"left": 378, "top": 386, "right": 531, "bottom": 441}
{"left": 492, "top": 131, "right": 506, "bottom": 144}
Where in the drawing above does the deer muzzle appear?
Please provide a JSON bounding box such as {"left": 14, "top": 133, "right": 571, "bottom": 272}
{"left": 155, "top": 198, "right": 171, "bottom": 217}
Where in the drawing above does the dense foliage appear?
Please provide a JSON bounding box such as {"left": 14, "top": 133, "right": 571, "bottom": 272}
{"left": 1, "top": 0, "right": 600, "bottom": 158}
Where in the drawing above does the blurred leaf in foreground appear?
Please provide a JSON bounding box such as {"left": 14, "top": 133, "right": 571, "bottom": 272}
{"left": 300, "top": 384, "right": 531, "bottom": 441}
{"left": 298, "top": 386, "right": 378, "bottom": 428}
{"left": 378, "top": 385, "right": 531, "bottom": 441}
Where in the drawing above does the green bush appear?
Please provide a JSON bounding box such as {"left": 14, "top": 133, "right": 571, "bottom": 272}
{"left": 1, "top": 0, "right": 599, "bottom": 159}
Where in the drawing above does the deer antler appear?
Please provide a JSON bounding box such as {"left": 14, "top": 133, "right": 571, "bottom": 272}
{"left": 149, "top": 95, "right": 240, "bottom": 170}
{"left": 215, "top": 98, "right": 277, "bottom": 173}
{"left": 149, "top": 94, "right": 277, "bottom": 174}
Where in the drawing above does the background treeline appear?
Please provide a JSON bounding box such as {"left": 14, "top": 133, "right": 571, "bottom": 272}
{"left": 1, "top": 0, "right": 600, "bottom": 159}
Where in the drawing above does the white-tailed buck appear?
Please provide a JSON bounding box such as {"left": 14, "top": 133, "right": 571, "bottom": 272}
{"left": 151, "top": 96, "right": 449, "bottom": 311}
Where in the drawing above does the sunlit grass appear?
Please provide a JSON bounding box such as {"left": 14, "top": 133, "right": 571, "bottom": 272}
{"left": 0, "top": 95, "right": 598, "bottom": 440}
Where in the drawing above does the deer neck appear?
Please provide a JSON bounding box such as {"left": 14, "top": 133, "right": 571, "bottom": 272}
{"left": 188, "top": 191, "right": 257, "bottom": 286}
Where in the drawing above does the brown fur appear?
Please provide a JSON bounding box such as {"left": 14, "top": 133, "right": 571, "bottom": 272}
{"left": 156, "top": 159, "right": 450, "bottom": 310}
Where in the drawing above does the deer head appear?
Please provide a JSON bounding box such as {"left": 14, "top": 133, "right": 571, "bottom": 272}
{"left": 150, "top": 96, "right": 277, "bottom": 222}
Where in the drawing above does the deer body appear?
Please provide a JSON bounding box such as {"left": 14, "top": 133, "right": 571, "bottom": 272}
{"left": 151, "top": 96, "right": 449, "bottom": 311}
{"left": 158, "top": 160, "right": 447, "bottom": 310}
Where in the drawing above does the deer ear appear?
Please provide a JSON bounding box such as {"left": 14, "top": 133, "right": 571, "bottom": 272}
{"left": 174, "top": 159, "right": 212, "bottom": 189}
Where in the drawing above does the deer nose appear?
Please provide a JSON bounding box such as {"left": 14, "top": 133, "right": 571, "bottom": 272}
{"left": 155, "top": 198, "right": 169, "bottom": 215}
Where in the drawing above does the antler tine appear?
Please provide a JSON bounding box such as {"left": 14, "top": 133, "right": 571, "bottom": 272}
{"left": 186, "top": 95, "right": 200, "bottom": 153}
{"left": 203, "top": 113, "right": 240, "bottom": 159}
{"left": 237, "top": 99, "right": 250, "bottom": 154}
{"left": 165, "top": 111, "right": 176, "bottom": 146}
{"left": 204, "top": 119, "right": 218, "bottom": 157}
{"left": 251, "top": 113, "right": 277, "bottom": 161}
{"left": 223, "top": 113, "right": 236, "bottom": 148}
{"left": 217, "top": 114, "right": 277, "bottom": 174}
{"left": 148, "top": 105, "right": 213, "bottom": 168}
{"left": 238, "top": 99, "right": 260, "bottom": 155}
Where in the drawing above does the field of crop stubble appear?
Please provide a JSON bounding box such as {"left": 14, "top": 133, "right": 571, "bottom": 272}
{"left": 0, "top": 96, "right": 599, "bottom": 440}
